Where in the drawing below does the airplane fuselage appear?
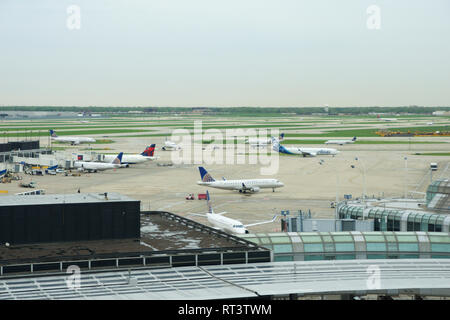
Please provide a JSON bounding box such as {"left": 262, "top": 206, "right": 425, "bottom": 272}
{"left": 324, "top": 140, "right": 355, "bottom": 145}
{"left": 206, "top": 213, "right": 248, "bottom": 234}
{"left": 74, "top": 161, "right": 119, "bottom": 172}
{"left": 52, "top": 136, "right": 96, "bottom": 145}
{"left": 279, "top": 146, "right": 339, "bottom": 157}
{"left": 197, "top": 179, "right": 284, "bottom": 191}
{"left": 103, "top": 154, "right": 153, "bottom": 164}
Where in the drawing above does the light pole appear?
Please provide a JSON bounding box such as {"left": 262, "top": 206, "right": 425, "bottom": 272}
{"left": 354, "top": 157, "right": 367, "bottom": 207}
{"left": 319, "top": 159, "right": 340, "bottom": 220}
{"left": 404, "top": 157, "right": 408, "bottom": 199}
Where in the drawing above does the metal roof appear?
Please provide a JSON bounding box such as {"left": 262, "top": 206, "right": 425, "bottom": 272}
{"left": 0, "top": 192, "right": 138, "bottom": 206}
{"left": 1, "top": 259, "right": 449, "bottom": 299}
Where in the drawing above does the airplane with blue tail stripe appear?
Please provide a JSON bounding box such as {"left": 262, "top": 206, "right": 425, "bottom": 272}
{"left": 197, "top": 167, "right": 284, "bottom": 194}
{"left": 271, "top": 136, "right": 339, "bottom": 157}
{"left": 187, "top": 190, "right": 279, "bottom": 235}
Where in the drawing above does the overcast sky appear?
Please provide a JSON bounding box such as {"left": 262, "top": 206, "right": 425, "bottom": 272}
{"left": 0, "top": 0, "right": 449, "bottom": 107}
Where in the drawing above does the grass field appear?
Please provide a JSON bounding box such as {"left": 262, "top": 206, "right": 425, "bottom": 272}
{"left": 413, "top": 152, "right": 450, "bottom": 156}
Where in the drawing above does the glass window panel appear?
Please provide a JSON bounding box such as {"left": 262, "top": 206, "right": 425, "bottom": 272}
{"left": 428, "top": 216, "right": 438, "bottom": 225}
{"left": 335, "top": 243, "right": 355, "bottom": 252}
{"left": 429, "top": 236, "right": 450, "bottom": 243}
{"left": 274, "top": 256, "right": 293, "bottom": 262}
{"left": 436, "top": 217, "right": 445, "bottom": 224}
{"left": 396, "top": 235, "right": 418, "bottom": 242}
{"left": 387, "top": 242, "right": 398, "bottom": 251}
{"left": 398, "top": 243, "right": 419, "bottom": 252}
{"left": 335, "top": 254, "right": 356, "bottom": 260}
{"left": 273, "top": 244, "right": 293, "bottom": 253}
{"left": 304, "top": 244, "right": 324, "bottom": 252}
{"left": 398, "top": 254, "right": 419, "bottom": 259}
{"left": 243, "top": 237, "right": 259, "bottom": 244}
{"left": 259, "top": 238, "right": 271, "bottom": 244}
{"left": 324, "top": 243, "right": 335, "bottom": 252}
{"left": 431, "top": 244, "right": 450, "bottom": 253}
{"left": 414, "top": 214, "right": 425, "bottom": 222}
{"left": 321, "top": 235, "right": 333, "bottom": 242}
{"left": 270, "top": 237, "right": 290, "bottom": 244}
{"left": 332, "top": 235, "right": 353, "bottom": 242}
{"left": 304, "top": 255, "right": 324, "bottom": 261}
{"left": 364, "top": 235, "right": 385, "bottom": 242}
{"left": 431, "top": 255, "right": 450, "bottom": 259}
{"left": 367, "top": 254, "right": 386, "bottom": 259}
{"left": 366, "top": 243, "right": 386, "bottom": 251}
{"left": 301, "top": 236, "right": 323, "bottom": 243}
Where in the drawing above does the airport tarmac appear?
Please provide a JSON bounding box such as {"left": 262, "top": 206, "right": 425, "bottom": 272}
{"left": 3, "top": 134, "right": 449, "bottom": 234}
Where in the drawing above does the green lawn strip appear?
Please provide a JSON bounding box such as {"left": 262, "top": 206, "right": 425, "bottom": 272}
{"left": 283, "top": 125, "right": 450, "bottom": 138}
{"left": 413, "top": 153, "right": 450, "bottom": 156}
{"left": 282, "top": 139, "right": 447, "bottom": 145}
{"left": 2, "top": 129, "right": 149, "bottom": 137}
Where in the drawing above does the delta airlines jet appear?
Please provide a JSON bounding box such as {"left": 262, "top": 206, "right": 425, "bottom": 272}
{"left": 246, "top": 133, "right": 284, "bottom": 147}
{"left": 49, "top": 129, "right": 96, "bottom": 145}
{"left": 0, "top": 169, "right": 6, "bottom": 179}
{"left": 74, "top": 152, "right": 123, "bottom": 172}
{"left": 197, "top": 167, "right": 284, "bottom": 193}
{"left": 188, "top": 191, "right": 278, "bottom": 234}
{"left": 325, "top": 137, "right": 357, "bottom": 145}
{"left": 102, "top": 144, "right": 158, "bottom": 165}
{"left": 271, "top": 137, "right": 339, "bottom": 157}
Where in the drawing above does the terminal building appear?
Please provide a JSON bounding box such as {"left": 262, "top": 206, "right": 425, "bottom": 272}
{"left": 0, "top": 191, "right": 449, "bottom": 300}
{"left": 337, "top": 179, "right": 450, "bottom": 233}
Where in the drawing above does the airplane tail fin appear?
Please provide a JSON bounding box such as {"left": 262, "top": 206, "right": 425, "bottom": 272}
{"left": 49, "top": 129, "right": 57, "bottom": 137}
{"left": 141, "top": 144, "right": 156, "bottom": 157}
{"left": 279, "top": 133, "right": 285, "bottom": 141}
{"left": 0, "top": 169, "right": 6, "bottom": 177}
{"left": 352, "top": 137, "right": 357, "bottom": 141}
{"left": 147, "top": 144, "right": 156, "bottom": 157}
{"left": 112, "top": 152, "right": 123, "bottom": 164}
{"left": 199, "top": 167, "right": 215, "bottom": 182}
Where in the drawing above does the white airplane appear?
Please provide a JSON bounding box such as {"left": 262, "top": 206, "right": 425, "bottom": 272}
{"left": 197, "top": 167, "right": 284, "bottom": 193}
{"left": 102, "top": 144, "right": 158, "bottom": 166}
{"left": 49, "top": 129, "right": 96, "bottom": 145}
{"left": 271, "top": 137, "right": 339, "bottom": 157}
{"left": 325, "top": 137, "right": 357, "bottom": 145}
{"left": 378, "top": 117, "right": 398, "bottom": 122}
{"left": 246, "top": 133, "right": 284, "bottom": 147}
{"left": 74, "top": 152, "right": 123, "bottom": 173}
{"left": 161, "top": 138, "right": 181, "bottom": 151}
{"left": 188, "top": 191, "right": 278, "bottom": 234}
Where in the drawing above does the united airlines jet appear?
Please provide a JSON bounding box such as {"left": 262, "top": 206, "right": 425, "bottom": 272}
{"left": 197, "top": 167, "right": 284, "bottom": 193}
{"left": 188, "top": 191, "right": 278, "bottom": 234}
{"left": 74, "top": 152, "right": 123, "bottom": 172}
{"left": 49, "top": 129, "right": 96, "bottom": 145}
{"left": 271, "top": 137, "right": 339, "bottom": 157}
{"left": 246, "top": 133, "right": 284, "bottom": 147}
{"left": 325, "top": 137, "right": 357, "bottom": 145}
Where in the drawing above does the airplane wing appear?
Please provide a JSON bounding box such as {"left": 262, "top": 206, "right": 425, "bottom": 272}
{"left": 244, "top": 215, "right": 278, "bottom": 227}
{"left": 187, "top": 213, "right": 207, "bottom": 218}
